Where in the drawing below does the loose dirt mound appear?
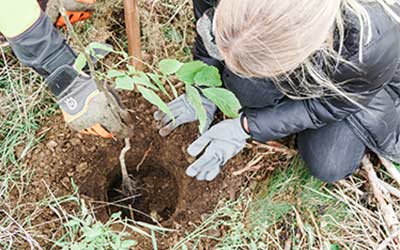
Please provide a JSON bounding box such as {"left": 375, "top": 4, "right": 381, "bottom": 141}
{"left": 22, "top": 91, "right": 247, "bottom": 249}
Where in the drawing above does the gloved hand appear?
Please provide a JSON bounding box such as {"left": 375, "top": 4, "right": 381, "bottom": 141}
{"left": 50, "top": 65, "right": 132, "bottom": 138}
{"left": 186, "top": 117, "right": 250, "bottom": 181}
{"left": 153, "top": 94, "right": 217, "bottom": 137}
{"left": 39, "top": 0, "right": 96, "bottom": 27}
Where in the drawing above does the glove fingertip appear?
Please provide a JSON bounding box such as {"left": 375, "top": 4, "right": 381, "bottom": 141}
{"left": 159, "top": 127, "right": 172, "bottom": 137}
{"left": 187, "top": 137, "right": 210, "bottom": 157}
{"left": 185, "top": 166, "right": 198, "bottom": 177}
{"left": 206, "top": 168, "right": 220, "bottom": 181}
{"left": 153, "top": 110, "right": 163, "bottom": 121}
{"left": 187, "top": 144, "right": 204, "bottom": 157}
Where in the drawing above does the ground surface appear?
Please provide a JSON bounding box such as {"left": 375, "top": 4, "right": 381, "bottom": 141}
{"left": 2, "top": 1, "right": 400, "bottom": 250}
{"left": 20, "top": 91, "right": 249, "bottom": 249}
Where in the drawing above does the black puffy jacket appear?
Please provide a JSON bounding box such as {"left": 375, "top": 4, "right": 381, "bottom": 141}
{"left": 193, "top": 0, "right": 400, "bottom": 162}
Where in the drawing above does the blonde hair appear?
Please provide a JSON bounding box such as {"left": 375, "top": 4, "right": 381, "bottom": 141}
{"left": 214, "top": 0, "right": 400, "bottom": 100}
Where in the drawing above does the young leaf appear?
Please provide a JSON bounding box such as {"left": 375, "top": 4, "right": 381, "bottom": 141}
{"left": 166, "top": 78, "right": 178, "bottom": 98}
{"left": 73, "top": 53, "right": 87, "bottom": 72}
{"left": 115, "top": 76, "right": 134, "bottom": 90}
{"left": 186, "top": 84, "right": 207, "bottom": 132}
{"left": 127, "top": 64, "right": 136, "bottom": 75}
{"left": 194, "top": 66, "right": 222, "bottom": 87}
{"left": 202, "top": 88, "right": 241, "bottom": 118}
{"left": 176, "top": 61, "right": 206, "bottom": 84}
{"left": 159, "top": 59, "right": 184, "bottom": 75}
{"left": 107, "top": 70, "right": 125, "bottom": 78}
{"left": 88, "top": 42, "right": 114, "bottom": 51}
{"left": 120, "top": 240, "right": 136, "bottom": 249}
{"left": 131, "top": 72, "right": 157, "bottom": 90}
{"left": 87, "top": 42, "right": 114, "bottom": 61}
{"left": 148, "top": 73, "right": 171, "bottom": 98}
{"left": 137, "top": 86, "right": 174, "bottom": 121}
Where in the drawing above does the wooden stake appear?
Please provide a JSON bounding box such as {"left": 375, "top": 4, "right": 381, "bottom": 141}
{"left": 124, "top": 0, "right": 143, "bottom": 69}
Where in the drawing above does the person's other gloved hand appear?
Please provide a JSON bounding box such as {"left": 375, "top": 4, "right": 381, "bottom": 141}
{"left": 153, "top": 94, "right": 217, "bottom": 137}
{"left": 50, "top": 65, "right": 131, "bottom": 138}
{"left": 186, "top": 117, "right": 250, "bottom": 181}
{"left": 39, "top": 0, "right": 96, "bottom": 27}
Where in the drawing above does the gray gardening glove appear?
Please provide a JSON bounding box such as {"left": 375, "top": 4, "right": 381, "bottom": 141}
{"left": 186, "top": 117, "right": 250, "bottom": 181}
{"left": 52, "top": 65, "right": 131, "bottom": 138}
{"left": 153, "top": 94, "right": 217, "bottom": 137}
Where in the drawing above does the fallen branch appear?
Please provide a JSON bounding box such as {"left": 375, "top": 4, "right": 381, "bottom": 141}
{"left": 379, "top": 179, "right": 400, "bottom": 199}
{"left": 363, "top": 156, "right": 400, "bottom": 249}
{"left": 378, "top": 228, "right": 400, "bottom": 250}
{"left": 380, "top": 156, "right": 400, "bottom": 187}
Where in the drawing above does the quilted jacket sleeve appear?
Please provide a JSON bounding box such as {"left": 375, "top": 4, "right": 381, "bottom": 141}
{"left": 192, "top": 0, "right": 223, "bottom": 70}
{"left": 244, "top": 19, "right": 400, "bottom": 142}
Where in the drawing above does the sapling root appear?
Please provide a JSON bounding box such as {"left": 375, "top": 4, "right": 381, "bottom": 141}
{"left": 119, "top": 138, "right": 137, "bottom": 196}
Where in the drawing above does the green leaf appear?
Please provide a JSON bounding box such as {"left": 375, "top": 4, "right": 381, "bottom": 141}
{"left": 159, "top": 59, "right": 184, "bottom": 75}
{"left": 148, "top": 73, "right": 170, "bottom": 98}
{"left": 127, "top": 65, "right": 136, "bottom": 75}
{"left": 115, "top": 76, "right": 134, "bottom": 90}
{"left": 176, "top": 61, "right": 207, "bottom": 84}
{"left": 87, "top": 42, "right": 114, "bottom": 60}
{"left": 73, "top": 53, "right": 87, "bottom": 72}
{"left": 194, "top": 66, "right": 222, "bottom": 87}
{"left": 64, "top": 219, "right": 80, "bottom": 228}
{"left": 137, "top": 86, "right": 174, "bottom": 121}
{"left": 186, "top": 84, "right": 207, "bottom": 132}
{"left": 110, "top": 212, "right": 122, "bottom": 220}
{"left": 121, "top": 240, "right": 136, "bottom": 249}
{"left": 88, "top": 42, "right": 114, "bottom": 52}
{"left": 202, "top": 88, "right": 241, "bottom": 118}
{"left": 107, "top": 70, "right": 126, "bottom": 78}
{"left": 131, "top": 72, "right": 157, "bottom": 90}
{"left": 164, "top": 77, "right": 178, "bottom": 98}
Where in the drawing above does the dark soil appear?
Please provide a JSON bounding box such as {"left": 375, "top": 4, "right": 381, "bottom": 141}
{"left": 19, "top": 91, "right": 249, "bottom": 249}
{"left": 107, "top": 161, "right": 179, "bottom": 224}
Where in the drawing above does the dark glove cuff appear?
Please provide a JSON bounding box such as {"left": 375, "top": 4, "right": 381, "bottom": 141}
{"left": 240, "top": 113, "right": 251, "bottom": 136}
{"left": 47, "top": 65, "right": 79, "bottom": 97}
{"left": 7, "top": 11, "right": 76, "bottom": 78}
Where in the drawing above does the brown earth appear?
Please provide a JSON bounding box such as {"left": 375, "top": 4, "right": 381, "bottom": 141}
{"left": 19, "top": 90, "right": 252, "bottom": 249}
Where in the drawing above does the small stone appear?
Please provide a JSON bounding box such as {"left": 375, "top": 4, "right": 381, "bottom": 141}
{"left": 207, "top": 228, "right": 221, "bottom": 238}
{"left": 69, "top": 138, "right": 81, "bottom": 146}
{"left": 46, "top": 140, "right": 58, "bottom": 150}
{"left": 76, "top": 162, "right": 88, "bottom": 173}
{"left": 61, "top": 176, "right": 70, "bottom": 184}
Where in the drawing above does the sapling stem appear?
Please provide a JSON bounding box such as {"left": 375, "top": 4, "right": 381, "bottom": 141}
{"left": 59, "top": 6, "right": 132, "bottom": 138}
{"left": 58, "top": 3, "right": 136, "bottom": 194}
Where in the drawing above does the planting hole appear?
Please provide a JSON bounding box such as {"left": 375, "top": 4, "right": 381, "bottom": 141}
{"left": 107, "top": 162, "right": 178, "bottom": 224}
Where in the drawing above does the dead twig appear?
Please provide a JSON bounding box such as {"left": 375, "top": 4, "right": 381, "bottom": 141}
{"left": 136, "top": 142, "right": 153, "bottom": 171}
{"left": 379, "top": 179, "right": 400, "bottom": 199}
{"left": 233, "top": 141, "right": 296, "bottom": 176}
{"left": 378, "top": 228, "right": 400, "bottom": 250}
{"left": 380, "top": 156, "right": 400, "bottom": 187}
{"left": 363, "top": 156, "right": 400, "bottom": 249}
